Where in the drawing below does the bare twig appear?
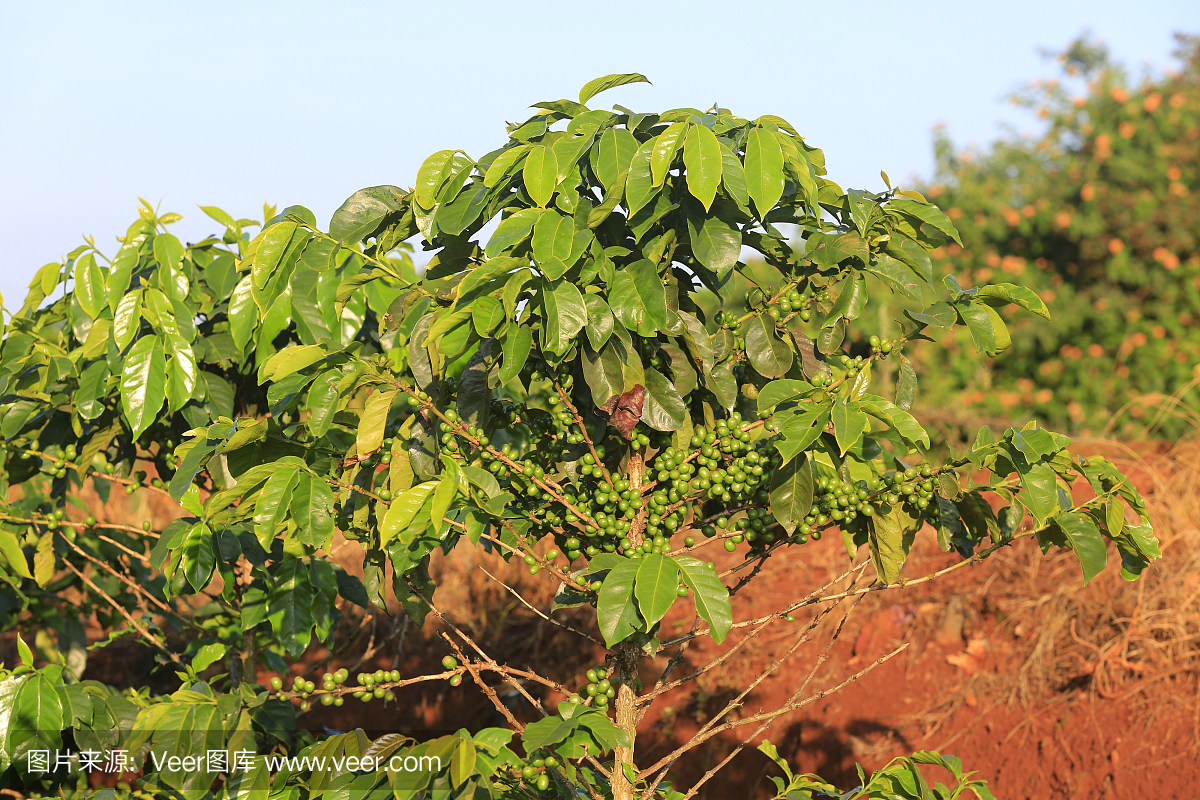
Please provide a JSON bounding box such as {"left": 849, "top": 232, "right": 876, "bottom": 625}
{"left": 477, "top": 564, "right": 601, "bottom": 645}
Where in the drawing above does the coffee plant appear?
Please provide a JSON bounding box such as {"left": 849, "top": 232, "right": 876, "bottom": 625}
{"left": 0, "top": 73, "right": 1159, "bottom": 799}
{"left": 915, "top": 34, "right": 1200, "bottom": 438}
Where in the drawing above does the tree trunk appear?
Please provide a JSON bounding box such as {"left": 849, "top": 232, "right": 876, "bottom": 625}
{"left": 611, "top": 642, "right": 640, "bottom": 800}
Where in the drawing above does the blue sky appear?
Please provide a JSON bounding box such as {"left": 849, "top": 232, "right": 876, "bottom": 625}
{"left": 1, "top": 1, "right": 1195, "bottom": 307}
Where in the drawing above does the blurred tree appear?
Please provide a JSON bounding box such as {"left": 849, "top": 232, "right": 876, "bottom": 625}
{"left": 916, "top": 33, "right": 1200, "bottom": 439}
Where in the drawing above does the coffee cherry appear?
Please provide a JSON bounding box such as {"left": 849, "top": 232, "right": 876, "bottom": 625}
{"left": 269, "top": 677, "right": 283, "bottom": 691}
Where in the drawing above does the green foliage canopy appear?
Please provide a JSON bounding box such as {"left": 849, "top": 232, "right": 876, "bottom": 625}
{"left": 0, "top": 73, "right": 1156, "bottom": 799}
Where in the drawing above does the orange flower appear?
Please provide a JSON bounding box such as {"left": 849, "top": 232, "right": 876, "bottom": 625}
{"left": 1118, "top": 121, "right": 1136, "bottom": 139}
{"left": 1055, "top": 211, "right": 1071, "bottom": 228}
{"left": 1108, "top": 238, "right": 1124, "bottom": 255}
{"left": 1143, "top": 92, "right": 1162, "bottom": 112}
{"left": 1081, "top": 183, "right": 1096, "bottom": 201}
{"left": 1167, "top": 166, "right": 1183, "bottom": 181}
{"left": 1109, "top": 86, "right": 1129, "bottom": 103}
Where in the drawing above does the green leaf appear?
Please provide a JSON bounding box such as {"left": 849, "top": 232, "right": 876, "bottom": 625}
{"left": 769, "top": 454, "right": 814, "bottom": 533}
{"left": 823, "top": 273, "right": 868, "bottom": 325}
{"left": 450, "top": 739, "right": 477, "bottom": 788}
{"left": 578, "top": 73, "right": 650, "bottom": 105}
{"left": 775, "top": 405, "right": 830, "bottom": 463}
{"left": 745, "top": 315, "right": 793, "bottom": 378}
{"left": 869, "top": 501, "right": 920, "bottom": 584}
{"left": 744, "top": 126, "right": 785, "bottom": 219}
{"left": 9, "top": 673, "right": 64, "bottom": 768}
{"left": 74, "top": 253, "right": 105, "bottom": 318}
{"left": 597, "top": 557, "right": 644, "bottom": 646}
{"left": 1020, "top": 462, "right": 1060, "bottom": 526}
{"left": 199, "top": 204, "right": 236, "bottom": 229}
{"left": 523, "top": 146, "right": 558, "bottom": 208}
{"left": 583, "top": 342, "right": 625, "bottom": 407}
{"left": 251, "top": 221, "right": 298, "bottom": 290}
{"left": 112, "top": 289, "right": 143, "bottom": 351}
{"left": 429, "top": 476, "right": 458, "bottom": 529}
{"left": 683, "top": 124, "right": 723, "bottom": 210}
{"left": 164, "top": 333, "right": 198, "bottom": 413}
{"left": 305, "top": 369, "right": 341, "bottom": 438}
{"left": 120, "top": 334, "right": 166, "bottom": 439}
{"left": 642, "top": 367, "right": 686, "bottom": 431}
{"left": 634, "top": 554, "right": 680, "bottom": 627}
{"left": 584, "top": 294, "right": 615, "bottom": 350}
{"left": 686, "top": 200, "right": 741, "bottom": 275}
{"left": 625, "top": 139, "right": 659, "bottom": 217}
{"left": 106, "top": 242, "right": 139, "bottom": 313}
{"left": 228, "top": 274, "right": 257, "bottom": 352}
{"left": 957, "top": 302, "right": 998, "bottom": 353}
{"left": 484, "top": 144, "right": 532, "bottom": 188}
{"left": 719, "top": 143, "right": 749, "bottom": 210}
{"left": 608, "top": 260, "right": 671, "bottom": 335}
{"left": 906, "top": 300, "right": 956, "bottom": 328}
{"left": 153, "top": 233, "right": 185, "bottom": 271}
{"left": 357, "top": 388, "right": 398, "bottom": 455}
{"left": 976, "top": 283, "right": 1051, "bottom": 320}
{"left": 888, "top": 197, "right": 962, "bottom": 245}
{"left": 594, "top": 126, "right": 639, "bottom": 189}
{"left": 676, "top": 556, "right": 732, "bottom": 643}
{"left": 436, "top": 181, "right": 489, "bottom": 236}
{"left": 757, "top": 379, "right": 815, "bottom": 412}
{"left": 542, "top": 279, "right": 587, "bottom": 355}
{"left": 254, "top": 468, "right": 299, "bottom": 543}
{"left": 76, "top": 359, "right": 111, "bottom": 421}
{"left": 532, "top": 209, "right": 578, "bottom": 266}
{"left": 500, "top": 325, "right": 533, "bottom": 385}
{"left": 415, "top": 151, "right": 457, "bottom": 209}
{"left": 0, "top": 531, "right": 31, "bottom": 579}
{"left": 650, "top": 122, "right": 687, "bottom": 187}
{"left": 1056, "top": 512, "right": 1107, "bottom": 584}
{"left": 182, "top": 522, "right": 216, "bottom": 592}
{"left": 380, "top": 482, "right": 439, "bottom": 547}
{"left": 896, "top": 356, "right": 917, "bottom": 411}
{"left": 831, "top": 399, "right": 869, "bottom": 456}
{"left": 291, "top": 473, "right": 335, "bottom": 549}
{"left": 522, "top": 714, "right": 582, "bottom": 753}
{"left": 486, "top": 208, "right": 540, "bottom": 257}
{"left": 270, "top": 558, "right": 314, "bottom": 656}
{"left": 191, "top": 642, "right": 227, "bottom": 673}
{"left": 866, "top": 254, "right": 923, "bottom": 301}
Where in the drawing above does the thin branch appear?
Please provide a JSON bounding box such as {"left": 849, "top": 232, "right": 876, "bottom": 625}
{"left": 477, "top": 564, "right": 601, "bottom": 645}
{"left": 678, "top": 644, "right": 909, "bottom": 800}
{"left": 441, "top": 632, "right": 524, "bottom": 733}
{"left": 637, "top": 587, "right": 859, "bottom": 784}
{"left": 60, "top": 559, "right": 185, "bottom": 668}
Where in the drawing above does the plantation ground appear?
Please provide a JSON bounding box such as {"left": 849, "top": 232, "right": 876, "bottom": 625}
{"left": 7, "top": 438, "right": 1198, "bottom": 798}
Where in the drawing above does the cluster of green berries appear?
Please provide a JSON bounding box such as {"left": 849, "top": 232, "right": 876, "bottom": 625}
{"left": 42, "top": 443, "right": 77, "bottom": 479}
{"left": 267, "top": 667, "right": 400, "bottom": 712}
{"left": 764, "top": 286, "right": 812, "bottom": 322}
{"left": 567, "top": 667, "right": 617, "bottom": 710}
{"left": 442, "top": 655, "right": 463, "bottom": 686}
{"left": 515, "top": 751, "right": 561, "bottom": 791}
{"left": 879, "top": 466, "right": 939, "bottom": 510}
{"left": 867, "top": 334, "right": 895, "bottom": 355}
{"left": 701, "top": 506, "right": 778, "bottom": 553}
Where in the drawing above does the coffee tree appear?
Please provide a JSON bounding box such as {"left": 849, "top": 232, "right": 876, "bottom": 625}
{"left": 0, "top": 74, "right": 1158, "bottom": 799}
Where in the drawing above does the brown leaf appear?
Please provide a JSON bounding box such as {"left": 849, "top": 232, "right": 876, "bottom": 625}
{"left": 598, "top": 384, "right": 645, "bottom": 440}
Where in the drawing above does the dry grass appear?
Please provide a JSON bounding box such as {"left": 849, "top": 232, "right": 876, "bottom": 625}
{"left": 995, "top": 436, "right": 1200, "bottom": 704}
